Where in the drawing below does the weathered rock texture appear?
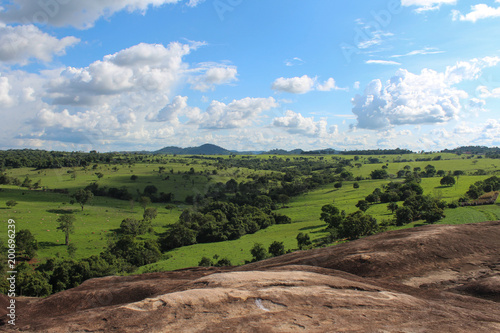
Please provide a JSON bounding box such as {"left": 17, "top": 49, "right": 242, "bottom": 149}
{"left": 2, "top": 221, "right": 500, "bottom": 332}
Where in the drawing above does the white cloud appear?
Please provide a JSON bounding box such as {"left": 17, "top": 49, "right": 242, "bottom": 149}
{"left": 47, "top": 42, "right": 192, "bottom": 106}
{"left": 0, "top": 0, "right": 201, "bottom": 29}
{"left": 272, "top": 75, "right": 343, "bottom": 94}
{"left": 316, "top": 78, "right": 343, "bottom": 92}
{"left": 0, "top": 76, "right": 13, "bottom": 106}
{"left": 189, "top": 97, "right": 278, "bottom": 129}
{"left": 365, "top": 60, "right": 401, "bottom": 66}
{"left": 273, "top": 110, "right": 334, "bottom": 137}
{"left": 352, "top": 56, "right": 500, "bottom": 130}
{"left": 189, "top": 65, "right": 238, "bottom": 92}
{"left": 452, "top": 4, "right": 500, "bottom": 23}
{"left": 445, "top": 57, "right": 500, "bottom": 84}
{"left": 272, "top": 75, "right": 316, "bottom": 94}
{"left": 476, "top": 85, "right": 500, "bottom": 98}
{"left": 391, "top": 47, "right": 444, "bottom": 58}
{"left": 352, "top": 70, "right": 464, "bottom": 129}
{"left": 285, "top": 57, "right": 305, "bottom": 67}
{"left": 147, "top": 96, "right": 191, "bottom": 123}
{"left": 187, "top": 0, "right": 205, "bottom": 7}
{"left": 401, "top": 0, "right": 457, "bottom": 12}
{"left": 0, "top": 24, "right": 79, "bottom": 65}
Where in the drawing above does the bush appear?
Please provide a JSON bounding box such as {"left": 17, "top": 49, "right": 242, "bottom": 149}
{"left": 198, "top": 257, "right": 213, "bottom": 267}
{"left": 250, "top": 243, "right": 268, "bottom": 262}
{"left": 214, "top": 258, "right": 232, "bottom": 267}
{"left": 268, "top": 241, "right": 285, "bottom": 257}
{"left": 296, "top": 233, "right": 312, "bottom": 250}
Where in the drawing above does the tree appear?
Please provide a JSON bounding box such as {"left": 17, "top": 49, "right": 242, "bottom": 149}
{"left": 387, "top": 202, "right": 399, "bottom": 214}
{"left": 6, "top": 200, "right": 17, "bottom": 208}
{"left": 370, "top": 169, "right": 389, "bottom": 180}
{"left": 339, "top": 211, "right": 378, "bottom": 240}
{"left": 268, "top": 241, "right": 285, "bottom": 257}
{"left": 395, "top": 207, "right": 413, "bottom": 226}
{"left": 165, "top": 204, "right": 177, "bottom": 213}
{"left": 57, "top": 214, "right": 76, "bottom": 245}
{"left": 16, "top": 229, "right": 38, "bottom": 259}
{"left": 95, "top": 172, "right": 104, "bottom": 180}
{"left": 143, "top": 185, "right": 158, "bottom": 197}
{"left": 138, "top": 196, "right": 151, "bottom": 211}
{"left": 250, "top": 243, "right": 267, "bottom": 262}
{"left": 67, "top": 243, "right": 77, "bottom": 258}
{"left": 296, "top": 232, "right": 312, "bottom": 250}
{"left": 353, "top": 182, "right": 360, "bottom": 189}
{"left": 320, "top": 204, "right": 345, "bottom": 229}
{"left": 73, "top": 189, "right": 93, "bottom": 211}
{"left": 277, "top": 194, "right": 290, "bottom": 208}
{"left": 355, "top": 200, "right": 370, "bottom": 212}
{"left": 424, "top": 164, "right": 436, "bottom": 177}
{"left": 130, "top": 175, "right": 138, "bottom": 181}
{"left": 22, "top": 175, "right": 32, "bottom": 188}
{"left": 143, "top": 207, "right": 158, "bottom": 221}
{"left": 120, "top": 218, "right": 152, "bottom": 236}
{"left": 440, "top": 175, "right": 456, "bottom": 187}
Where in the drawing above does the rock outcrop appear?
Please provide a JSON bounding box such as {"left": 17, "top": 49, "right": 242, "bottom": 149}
{"left": 3, "top": 221, "right": 500, "bottom": 332}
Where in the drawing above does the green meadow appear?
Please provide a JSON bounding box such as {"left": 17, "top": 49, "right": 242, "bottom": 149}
{"left": 1, "top": 153, "right": 499, "bottom": 274}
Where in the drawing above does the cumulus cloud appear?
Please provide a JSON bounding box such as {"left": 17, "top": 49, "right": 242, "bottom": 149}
{"left": 452, "top": 3, "right": 500, "bottom": 23}
{"left": 272, "top": 75, "right": 342, "bottom": 94}
{"left": 0, "top": 76, "right": 13, "bottom": 106}
{"left": 272, "top": 75, "right": 316, "bottom": 94}
{"left": 273, "top": 110, "right": 335, "bottom": 137}
{"left": 189, "top": 97, "right": 278, "bottom": 129}
{"left": 47, "top": 42, "right": 192, "bottom": 106}
{"left": 0, "top": 24, "right": 79, "bottom": 65}
{"left": 352, "top": 70, "right": 464, "bottom": 129}
{"left": 316, "top": 78, "right": 343, "bottom": 92}
{"left": 352, "top": 57, "right": 500, "bottom": 130}
{"left": 476, "top": 85, "right": 500, "bottom": 98}
{"left": 189, "top": 65, "right": 238, "bottom": 91}
{"left": 147, "top": 96, "right": 190, "bottom": 123}
{"left": 0, "top": 0, "right": 200, "bottom": 29}
{"left": 401, "top": 0, "right": 457, "bottom": 12}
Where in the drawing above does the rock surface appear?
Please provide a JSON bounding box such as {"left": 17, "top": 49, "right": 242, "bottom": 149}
{"left": 3, "top": 221, "right": 500, "bottom": 332}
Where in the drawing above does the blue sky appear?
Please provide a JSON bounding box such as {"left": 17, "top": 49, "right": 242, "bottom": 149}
{"left": 0, "top": 0, "right": 499, "bottom": 152}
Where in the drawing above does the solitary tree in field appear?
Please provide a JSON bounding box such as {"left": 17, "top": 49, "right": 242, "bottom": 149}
{"left": 57, "top": 214, "right": 76, "bottom": 245}
{"left": 6, "top": 200, "right": 17, "bottom": 208}
{"left": 440, "top": 175, "right": 456, "bottom": 187}
{"left": 73, "top": 189, "right": 93, "bottom": 211}
{"left": 387, "top": 202, "right": 399, "bottom": 214}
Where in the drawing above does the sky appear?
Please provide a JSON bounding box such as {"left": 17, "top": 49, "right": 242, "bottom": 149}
{"left": 0, "top": 0, "right": 499, "bottom": 152}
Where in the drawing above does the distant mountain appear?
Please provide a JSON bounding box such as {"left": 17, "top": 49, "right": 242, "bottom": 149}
{"left": 264, "top": 149, "right": 304, "bottom": 155}
{"left": 155, "top": 144, "right": 232, "bottom": 155}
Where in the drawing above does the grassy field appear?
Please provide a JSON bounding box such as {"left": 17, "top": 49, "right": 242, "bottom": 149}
{"left": 1, "top": 153, "right": 499, "bottom": 273}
